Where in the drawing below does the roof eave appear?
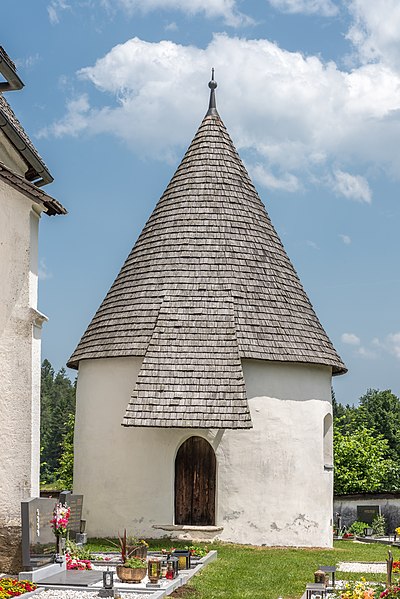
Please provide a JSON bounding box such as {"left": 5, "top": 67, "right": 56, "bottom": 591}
{"left": 0, "top": 47, "right": 53, "bottom": 187}
{"left": 0, "top": 161, "right": 66, "bottom": 215}
{"left": 121, "top": 422, "right": 253, "bottom": 429}
{"left": 0, "top": 47, "right": 24, "bottom": 92}
{"left": 0, "top": 107, "right": 54, "bottom": 186}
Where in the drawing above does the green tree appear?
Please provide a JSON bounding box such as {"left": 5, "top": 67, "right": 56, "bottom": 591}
{"left": 56, "top": 413, "right": 75, "bottom": 490}
{"left": 358, "top": 389, "right": 400, "bottom": 460}
{"left": 333, "top": 426, "right": 395, "bottom": 494}
{"left": 40, "top": 359, "right": 76, "bottom": 484}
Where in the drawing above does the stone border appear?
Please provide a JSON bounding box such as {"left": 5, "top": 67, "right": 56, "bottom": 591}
{"left": 355, "top": 535, "right": 400, "bottom": 546}
{"left": 26, "top": 551, "right": 217, "bottom": 597}
{"left": 19, "top": 560, "right": 66, "bottom": 582}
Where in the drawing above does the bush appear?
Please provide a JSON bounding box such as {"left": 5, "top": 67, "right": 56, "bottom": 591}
{"left": 372, "top": 514, "right": 386, "bottom": 536}
{"left": 66, "top": 538, "right": 92, "bottom": 560}
{"left": 348, "top": 521, "right": 369, "bottom": 536}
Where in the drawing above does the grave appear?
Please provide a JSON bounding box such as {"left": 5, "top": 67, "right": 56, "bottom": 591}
{"left": 21, "top": 497, "right": 57, "bottom": 569}
{"left": 37, "top": 569, "right": 103, "bottom": 586}
{"left": 357, "top": 505, "right": 381, "bottom": 525}
{"left": 59, "top": 491, "right": 86, "bottom": 542}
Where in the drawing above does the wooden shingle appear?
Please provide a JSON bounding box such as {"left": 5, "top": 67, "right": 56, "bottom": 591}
{"left": 68, "top": 90, "right": 346, "bottom": 428}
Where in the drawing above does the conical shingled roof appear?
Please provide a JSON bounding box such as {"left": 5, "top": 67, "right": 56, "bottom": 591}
{"left": 68, "top": 75, "right": 346, "bottom": 428}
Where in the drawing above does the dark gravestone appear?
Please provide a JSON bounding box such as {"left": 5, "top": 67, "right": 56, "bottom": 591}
{"left": 59, "top": 491, "right": 84, "bottom": 540}
{"left": 21, "top": 498, "right": 56, "bottom": 568}
{"left": 58, "top": 491, "right": 71, "bottom": 505}
{"left": 357, "top": 505, "right": 381, "bottom": 525}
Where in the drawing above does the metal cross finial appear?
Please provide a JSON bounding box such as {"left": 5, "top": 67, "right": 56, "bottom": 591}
{"left": 206, "top": 68, "right": 218, "bottom": 116}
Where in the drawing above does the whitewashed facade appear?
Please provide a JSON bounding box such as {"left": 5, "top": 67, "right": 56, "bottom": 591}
{"left": 74, "top": 358, "right": 334, "bottom": 546}
{"left": 0, "top": 48, "right": 65, "bottom": 571}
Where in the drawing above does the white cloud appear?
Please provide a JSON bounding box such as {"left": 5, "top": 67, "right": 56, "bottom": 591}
{"left": 306, "top": 240, "right": 319, "bottom": 249}
{"left": 39, "top": 94, "right": 90, "bottom": 138}
{"left": 356, "top": 346, "right": 378, "bottom": 359}
{"left": 38, "top": 259, "right": 52, "bottom": 281}
{"left": 346, "top": 0, "right": 400, "bottom": 70}
{"left": 385, "top": 332, "right": 400, "bottom": 359}
{"left": 341, "top": 333, "right": 361, "bottom": 346}
{"left": 101, "top": 0, "right": 252, "bottom": 26}
{"left": 350, "top": 332, "right": 400, "bottom": 361}
{"left": 249, "top": 163, "right": 300, "bottom": 192}
{"left": 268, "top": 0, "right": 338, "bottom": 17}
{"left": 340, "top": 331, "right": 400, "bottom": 361}
{"left": 332, "top": 170, "right": 372, "bottom": 203}
{"left": 42, "top": 35, "right": 400, "bottom": 186}
{"left": 47, "top": 0, "right": 70, "bottom": 24}
{"left": 15, "top": 54, "right": 40, "bottom": 70}
{"left": 165, "top": 21, "right": 178, "bottom": 31}
{"left": 339, "top": 234, "right": 351, "bottom": 244}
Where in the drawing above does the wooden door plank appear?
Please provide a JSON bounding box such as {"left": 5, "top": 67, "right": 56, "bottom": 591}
{"left": 174, "top": 436, "right": 216, "bottom": 526}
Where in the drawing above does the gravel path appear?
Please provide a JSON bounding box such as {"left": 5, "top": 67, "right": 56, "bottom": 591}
{"left": 337, "top": 562, "right": 386, "bottom": 573}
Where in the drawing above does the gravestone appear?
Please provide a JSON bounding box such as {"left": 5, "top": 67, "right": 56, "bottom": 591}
{"left": 357, "top": 505, "right": 381, "bottom": 525}
{"left": 21, "top": 498, "right": 56, "bottom": 568}
{"left": 59, "top": 491, "right": 84, "bottom": 540}
{"left": 37, "top": 569, "right": 103, "bottom": 586}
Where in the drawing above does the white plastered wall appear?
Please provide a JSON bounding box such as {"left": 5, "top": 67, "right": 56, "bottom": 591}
{"left": 0, "top": 179, "right": 44, "bottom": 523}
{"left": 217, "top": 359, "right": 333, "bottom": 547}
{"left": 74, "top": 357, "right": 333, "bottom": 547}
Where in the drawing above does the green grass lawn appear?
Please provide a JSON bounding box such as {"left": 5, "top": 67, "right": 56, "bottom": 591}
{"left": 86, "top": 539, "right": 399, "bottom": 599}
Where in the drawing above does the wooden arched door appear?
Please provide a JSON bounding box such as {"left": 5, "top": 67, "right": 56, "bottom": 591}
{"left": 174, "top": 436, "right": 216, "bottom": 526}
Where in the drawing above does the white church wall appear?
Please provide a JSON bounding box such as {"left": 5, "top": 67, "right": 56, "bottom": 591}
{"left": 0, "top": 181, "right": 43, "bottom": 523}
{"left": 75, "top": 357, "right": 333, "bottom": 547}
{"left": 74, "top": 357, "right": 185, "bottom": 537}
{"left": 215, "top": 360, "right": 333, "bottom": 547}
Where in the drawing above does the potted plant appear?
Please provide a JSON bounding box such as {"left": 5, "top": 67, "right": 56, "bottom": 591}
{"left": 110, "top": 530, "right": 149, "bottom": 562}
{"left": 116, "top": 556, "right": 147, "bottom": 583}
{"left": 186, "top": 544, "right": 208, "bottom": 558}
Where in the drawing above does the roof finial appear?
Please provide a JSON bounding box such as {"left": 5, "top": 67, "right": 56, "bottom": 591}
{"left": 206, "top": 68, "right": 218, "bottom": 116}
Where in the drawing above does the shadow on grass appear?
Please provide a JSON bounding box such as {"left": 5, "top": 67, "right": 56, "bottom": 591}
{"left": 170, "top": 586, "right": 201, "bottom": 598}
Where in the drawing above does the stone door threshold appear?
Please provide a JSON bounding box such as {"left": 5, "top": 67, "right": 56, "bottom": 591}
{"left": 152, "top": 524, "right": 223, "bottom": 541}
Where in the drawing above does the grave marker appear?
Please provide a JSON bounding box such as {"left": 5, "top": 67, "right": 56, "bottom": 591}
{"left": 21, "top": 498, "right": 56, "bottom": 568}
{"left": 59, "top": 491, "right": 84, "bottom": 540}
{"left": 357, "top": 505, "right": 381, "bottom": 525}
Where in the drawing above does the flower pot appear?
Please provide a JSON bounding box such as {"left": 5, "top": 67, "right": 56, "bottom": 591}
{"left": 55, "top": 534, "right": 66, "bottom": 556}
{"left": 131, "top": 546, "right": 148, "bottom": 559}
{"left": 116, "top": 565, "right": 147, "bottom": 583}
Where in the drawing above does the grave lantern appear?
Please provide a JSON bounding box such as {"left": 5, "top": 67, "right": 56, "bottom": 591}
{"left": 318, "top": 565, "right": 336, "bottom": 588}
{"left": 314, "top": 570, "right": 326, "bottom": 584}
{"left": 172, "top": 549, "right": 191, "bottom": 570}
{"left": 364, "top": 527, "right": 373, "bottom": 536}
{"left": 305, "top": 582, "right": 326, "bottom": 599}
{"left": 147, "top": 558, "right": 161, "bottom": 583}
{"left": 103, "top": 567, "right": 113, "bottom": 589}
{"left": 166, "top": 556, "right": 179, "bottom": 579}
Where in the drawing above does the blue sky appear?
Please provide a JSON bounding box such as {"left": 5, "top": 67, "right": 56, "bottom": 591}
{"left": 2, "top": 0, "right": 400, "bottom": 405}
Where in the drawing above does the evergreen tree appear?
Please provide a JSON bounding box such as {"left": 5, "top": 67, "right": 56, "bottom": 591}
{"left": 56, "top": 413, "right": 75, "bottom": 490}
{"left": 358, "top": 389, "right": 400, "bottom": 460}
{"left": 40, "top": 360, "right": 76, "bottom": 484}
